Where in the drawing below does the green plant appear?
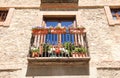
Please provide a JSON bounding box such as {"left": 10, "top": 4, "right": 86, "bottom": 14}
{"left": 73, "top": 47, "right": 86, "bottom": 53}
{"left": 43, "top": 43, "right": 50, "bottom": 52}
{"left": 73, "top": 47, "right": 81, "bottom": 53}
{"left": 63, "top": 42, "right": 75, "bottom": 53}
{"left": 31, "top": 47, "right": 39, "bottom": 53}
{"left": 80, "top": 47, "right": 86, "bottom": 53}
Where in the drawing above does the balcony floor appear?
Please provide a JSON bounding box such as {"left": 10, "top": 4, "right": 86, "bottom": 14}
{"left": 27, "top": 57, "right": 90, "bottom": 65}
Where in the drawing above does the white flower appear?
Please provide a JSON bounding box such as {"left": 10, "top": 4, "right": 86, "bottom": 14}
{"left": 52, "top": 48, "right": 55, "bottom": 51}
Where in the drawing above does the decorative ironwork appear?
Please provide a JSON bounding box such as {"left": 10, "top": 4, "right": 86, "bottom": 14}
{"left": 30, "top": 26, "right": 89, "bottom": 58}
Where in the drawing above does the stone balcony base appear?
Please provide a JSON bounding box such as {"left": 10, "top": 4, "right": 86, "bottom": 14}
{"left": 27, "top": 57, "right": 90, "bottom": 65}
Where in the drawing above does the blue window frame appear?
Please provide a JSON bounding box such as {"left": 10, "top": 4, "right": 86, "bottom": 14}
{"left": 45, "top": 21, "right": 74, "bottom": 44}
{"left": 61, "top": 21, "right": 74, "bottom": 44}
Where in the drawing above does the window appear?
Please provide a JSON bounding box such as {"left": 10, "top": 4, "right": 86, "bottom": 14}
{"left": 0, "top": 10, "right": 8, "bottom": 22}
{"left": 104, "top": 6, "right": 120, "bottom": 25}
{"left": 45, "top": 21, "right": 74, "bottom": 45}
{"left": 0, "top": 8, "right": 15, "bottom": 26}
{"left": 111, "top": 9, "right": 120, "bottom": 20}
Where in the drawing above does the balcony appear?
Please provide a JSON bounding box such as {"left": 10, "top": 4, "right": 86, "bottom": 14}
{"left": 28, "top": 26, "right": 90, "bottom": 65}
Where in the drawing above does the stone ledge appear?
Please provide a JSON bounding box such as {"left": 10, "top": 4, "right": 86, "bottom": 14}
{"left": 27, "top": 57, "right": 90, "bottom": 65}
{"left": 97, "top": 67, "right": 120, "bottom": 69}
{"left": 41, "top": 0, "right": 78, "bottom": 3}
{"left": 0, "top": 68, "right": 22, "bottom": 71}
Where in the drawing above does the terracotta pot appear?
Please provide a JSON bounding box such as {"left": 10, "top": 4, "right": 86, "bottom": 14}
{"left": 82, "top": 53, "right": 87, "bottom": 57}
{"left": 32, "top": 29, "right": 48, "bottom": 35}
{"left": 72, "top": 52, "right": 76, "bottom": 57}
{"left": 69, "top": 28, "right": 85, "bottom": 34}
{"left": 32, "top": 52, "right": 39, "bottom": 57}
{"left": 72, "top": 52, "right": 80, "bottom": 57}
{"left": 50, "top": 28, "right": 66, "bottom": 34}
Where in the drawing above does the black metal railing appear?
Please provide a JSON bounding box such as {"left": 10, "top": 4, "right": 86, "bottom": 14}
{"left": 30, "top": 27, "right": 89, "bottom": 58}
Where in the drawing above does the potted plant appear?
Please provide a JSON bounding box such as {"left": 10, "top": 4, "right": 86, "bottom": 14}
{"left": 78, "top": 26, "right": 85, "bottom": 33}
{"left": 50, "top": 26, "right": 66, "bottom": 34}
{"left": 55, "top": 47, "right": 61, "bottom": 54}
{"left": 63, "top": 42, "right": 75, "bottom": 56}
{"left": 71, "top": 48, "right": 80, "bottom": 57}
{"left": 69, "top": 26, "right": 85, "bottom": 34}
{"left": 80, "top": 47, "right": 87, "bottom": 57}
{"left": 42, "top": 43, "right": 50, "bottom": 57}
{"left": 71, "top": 47, "right": 87, "bottom": 57}
{"left": 31, "top": 47, "right": 39, "bottom": 57}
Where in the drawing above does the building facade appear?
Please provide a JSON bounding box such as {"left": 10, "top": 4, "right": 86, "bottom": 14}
{"left": 0, "top": 0, "right": 120, "bottom": 78}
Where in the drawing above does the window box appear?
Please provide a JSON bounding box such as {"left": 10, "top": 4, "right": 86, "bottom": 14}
{"left": 69, "top": 26, "right": 85, "bottom": 34}
{"left": 71, "top": 47, "right": 87, "bottom": 57}
{"left": 32, "top": 27, "right": 49, "bottom": 35}
{"left": 50, "top": 27, "right": 66, "bottom": 34}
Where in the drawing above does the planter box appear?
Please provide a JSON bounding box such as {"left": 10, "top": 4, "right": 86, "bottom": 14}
{"left": 32, "top": 28, "right": 48, "bottom": 35}
{"left": 71, "top": 52, "right": 87, "bottom": 57}
{"left": 69, "top": 28, "right": 85, "bottom": 34}
{"left": 50, "top": 28, "right": 66, "bottom": 34}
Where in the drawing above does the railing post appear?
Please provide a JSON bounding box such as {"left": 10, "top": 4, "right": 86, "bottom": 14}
{"left": 80, "top": 34, "right": 84, "bottom": 47}
{"left": 33, "top": 35, "right": 37, "bottom": 47}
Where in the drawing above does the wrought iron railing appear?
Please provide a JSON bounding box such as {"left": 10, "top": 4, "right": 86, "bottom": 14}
{"left": 30, "top": 26, "right": 89, "bottom": 58}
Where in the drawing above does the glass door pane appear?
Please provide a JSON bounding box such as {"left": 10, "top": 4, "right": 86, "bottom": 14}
{"left": 61, "top": 21, "right": 74, "bottom": 44}
{"left": 46, "top": 21, "right": 58, "bottom": 27}
{"left": 45, "top": 21, "right": 58, "bottom": 45}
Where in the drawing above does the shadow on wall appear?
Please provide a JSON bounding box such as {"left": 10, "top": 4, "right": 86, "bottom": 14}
{"left": 26, "top": 63, "right": 90, "bottom": 77}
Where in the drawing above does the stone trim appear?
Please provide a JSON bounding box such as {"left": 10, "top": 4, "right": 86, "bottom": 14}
{"left": 0, "top": 8, "right": 15, "bottom": 27}
{"left": 97, "top": 67, "right": 120, "bottom": 69}
{"left": 0, "top": 68, "right": 21, "bottom": 71}
{"left": 104, "top": 6, "right": 114, "bottom": 26}
{"left": 41, "top": 0, "right": 78, "bottom": 3}
{"left": 42, "top": 11, "right": 77, "bottom": 16}
{"left": 104, "top": 6, "right": 120, "bottom": 26}
{"left": 0, "top": 5, "right": 40, "bottom": 9}
{"left": 0, "top": 3, "right": 120, "bottom": 9}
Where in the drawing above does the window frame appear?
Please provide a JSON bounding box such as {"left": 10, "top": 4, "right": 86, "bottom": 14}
{"left": 0, "top": 8, "right": 15, "bottom": 27}
{"left": 104, "top": 6, "right": 120, "bottom": 26}
{"left": 44, "top": 17, "right": 75, "bottom": 44}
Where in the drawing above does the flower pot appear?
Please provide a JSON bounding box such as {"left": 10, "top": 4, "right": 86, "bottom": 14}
{"left": 32, "top": 28, "right": 48, "bottom": 35}
{"left": 82, "top": 53, "right": 87, "bottom": 57}
{"left": 32, "top": 52, "right": 39, "bottom": 57}
{"left": 71, "top": 52, "right": 76, "bottom": 57}
{"left": 69, "top": 27, "right": 85, "bottom": 34}
{"left": 50, "top": 28, "right": 66, "bottom": 34}
{"left": 71, "top": 52, "right": 80, "bottom": 57}
{"left": 79, "top": 53, "right": 83, "bottom": 57}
